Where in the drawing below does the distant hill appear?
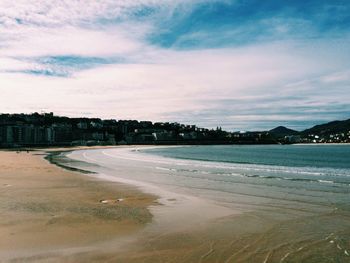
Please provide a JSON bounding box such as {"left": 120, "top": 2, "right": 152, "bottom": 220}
{"left": 302, "top": 118, "right": 350, "bottom": 135}
{"left": 269, "top": 126, "right": 299, "bottom": 137}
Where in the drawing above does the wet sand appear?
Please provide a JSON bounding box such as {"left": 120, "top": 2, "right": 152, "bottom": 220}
{"left": 0, "top": 150, "right": 156, "bottom": 262}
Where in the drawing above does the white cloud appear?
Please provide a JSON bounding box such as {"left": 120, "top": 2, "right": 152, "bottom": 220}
{"left": 320, "top": 70, "right": 350, "bottom": 84}
{"left": 0, "top": 25, "right": 144, "bottom": 57}
{"left": 0, "top": 0, "right": 171, "bottom": 26}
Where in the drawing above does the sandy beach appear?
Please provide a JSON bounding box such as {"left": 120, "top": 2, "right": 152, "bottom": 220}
{"left": 0, "top": 147, "right": 260, "bottom": 262}
{"left": 0, "top": 149, "right": 156, "bottom": 262}
{"left": 1, "top": 146, "right": 349, "bottom": 263}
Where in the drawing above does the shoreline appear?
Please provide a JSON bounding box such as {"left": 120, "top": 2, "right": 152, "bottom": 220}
{"left": 2, "top": 145, "right": 349, "bottom": 262}
{"left": 63, "top": 146, "right": 237, "bottom": 232}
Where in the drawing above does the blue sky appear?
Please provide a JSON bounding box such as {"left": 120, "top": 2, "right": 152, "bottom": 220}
{"left": 0, "top": 0, "right": 349, "bottom": 131}
{"left": 149, "top": 0, "right": 350, "bottom": 48}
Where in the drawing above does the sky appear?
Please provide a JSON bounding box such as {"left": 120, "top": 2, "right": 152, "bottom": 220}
{"left": 0, "top": 0, "right": 349, "bottom": 131}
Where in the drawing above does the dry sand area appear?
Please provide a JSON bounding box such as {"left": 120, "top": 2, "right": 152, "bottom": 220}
{"left": 0, "top": 150, "right": 156, "bottom": 262}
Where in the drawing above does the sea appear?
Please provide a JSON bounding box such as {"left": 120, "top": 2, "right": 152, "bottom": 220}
{"left": 61, "top": 144, "right": 350, "bottom": 262}
{"left": 142, "top": 144, "right": 350, "bottom": 211}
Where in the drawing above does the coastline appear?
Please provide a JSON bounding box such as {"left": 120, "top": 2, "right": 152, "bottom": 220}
{"left": 0, "top": 148, "right": 157, "bottom": 262}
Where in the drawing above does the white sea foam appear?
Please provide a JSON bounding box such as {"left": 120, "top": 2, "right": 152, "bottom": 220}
{"left": 318, "top": 180, "right": 334, "bottom": 184}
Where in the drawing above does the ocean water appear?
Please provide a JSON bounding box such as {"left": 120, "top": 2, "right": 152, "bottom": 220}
{"left": 63, "top": 145, "right": 350, "bottom": 262}
{"left": 141, "top": 145, "right": 350, "bottom": 212}
{"left": 143, "top": 144, "right": 350, "bottom": 169}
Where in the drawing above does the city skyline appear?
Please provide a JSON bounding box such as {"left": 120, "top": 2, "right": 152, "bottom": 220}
{"left": 0, "top": 0, "right": 349, "bottom": 131}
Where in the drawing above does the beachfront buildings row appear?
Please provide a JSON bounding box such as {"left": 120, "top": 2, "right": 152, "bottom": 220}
{"left": 0, "top": 112, "right": 277, "bottom": 147}
{"left": 0, "top": 113, "right": 228, "bottom": 147}
{"left": 1, "top": 112, "right": 347, "bottom": 147}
